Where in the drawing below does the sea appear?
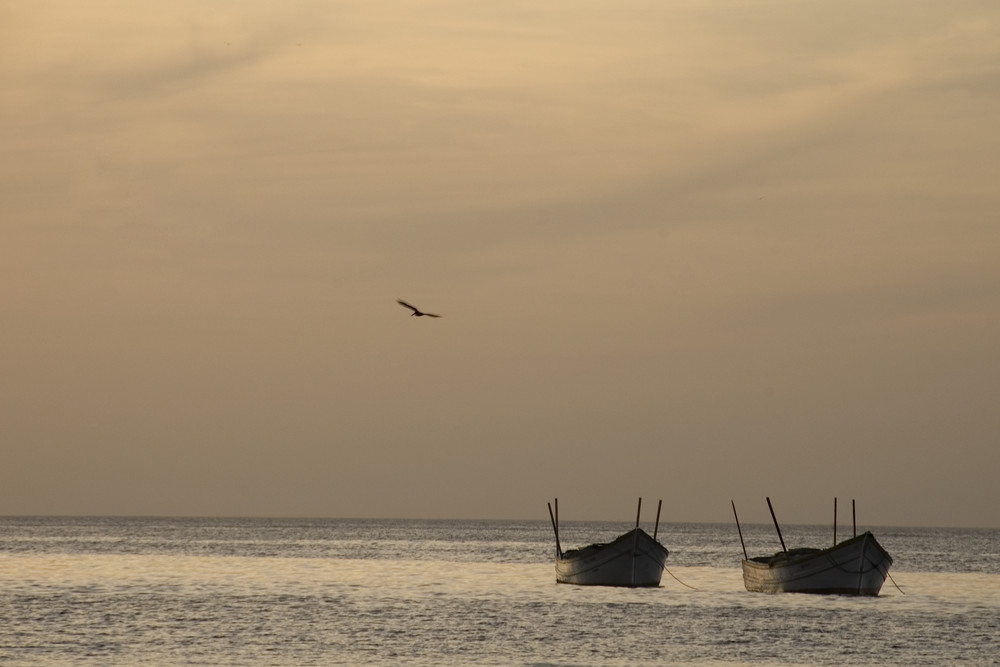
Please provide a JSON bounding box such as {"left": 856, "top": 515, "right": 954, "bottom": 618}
{"left": 1, "top": 517, "right": 997, "bottom": 666}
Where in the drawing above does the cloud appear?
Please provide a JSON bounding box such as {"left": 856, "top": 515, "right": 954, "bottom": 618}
{"left": 3, "top": 0, "right": 1000, "bottom": 524}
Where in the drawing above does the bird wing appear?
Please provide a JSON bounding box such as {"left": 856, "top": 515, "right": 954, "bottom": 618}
{"left": 424, "top": 313, "right": 442, "bottom": 318}
{"left": 396, "top": 299, "right": 419, "bottom": 313}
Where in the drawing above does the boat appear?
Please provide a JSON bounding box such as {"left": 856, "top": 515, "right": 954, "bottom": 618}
{"left": 556, "top": 527, "right": 669, "bottom": 587}
{"left": 742, "top": 531, "right": 893, "bottom": 595}
{"left": 733, "top": 497, "right": 894, "bottom": 596}
{"left": 547, "top": 498, "right": 669, "bottom": 587}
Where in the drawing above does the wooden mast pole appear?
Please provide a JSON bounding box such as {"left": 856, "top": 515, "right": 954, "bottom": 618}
{"left": 766, "top": 496, "right": 787, "bottom": 553}
{"left": 732, "top": 500, "right": 748, "bottom": 560}
{"left": 547, "top": 500, "right": 561, "bottom": 557}
{"left": 653, "top": 499, "right": 662, "bottom": 541}
{"left": 834, "top": 497, "right": 838, "bottom": 546}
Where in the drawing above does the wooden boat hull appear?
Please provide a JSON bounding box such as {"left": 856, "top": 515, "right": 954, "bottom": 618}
{"left": 742, "top": 531, "right": 893, "bottom": 596}
{"left": 556, "top": 528, "right": 668, "bottom": 587}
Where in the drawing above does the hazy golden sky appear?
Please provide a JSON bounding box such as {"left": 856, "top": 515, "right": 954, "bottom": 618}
{"left": 3, "top": 0, "right": 999, "bottom": 527}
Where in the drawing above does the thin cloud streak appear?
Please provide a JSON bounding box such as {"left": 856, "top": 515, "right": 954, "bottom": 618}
{"left": 2, "top": 0, "right": 999, "bottom": 526}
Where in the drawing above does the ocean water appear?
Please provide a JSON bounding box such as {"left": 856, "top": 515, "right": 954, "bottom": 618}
{"left": 1, "top": 518, "right": 998, "bottom": 665}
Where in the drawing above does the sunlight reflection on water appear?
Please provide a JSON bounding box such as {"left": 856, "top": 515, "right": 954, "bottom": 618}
{"left": 3, "top": 552, "right": 999, "bottom": 665}
{"left": 2, "top": 519, "right": 999, "bottom": 665}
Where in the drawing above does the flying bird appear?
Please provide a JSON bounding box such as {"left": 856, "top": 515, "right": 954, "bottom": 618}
{"left": 397, "top": 299, "right": 441, "bottom": 318}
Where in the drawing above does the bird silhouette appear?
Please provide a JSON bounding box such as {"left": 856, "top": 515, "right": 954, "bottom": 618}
{"left": 397, "top": 299, "right": 441, "bottom": 318}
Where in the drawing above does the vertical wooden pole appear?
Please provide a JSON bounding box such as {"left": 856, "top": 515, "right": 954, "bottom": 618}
{"left": 834, "top": 497, "right": 838, "bottom": 546}
{"left": 547, "top": 501, "right": 561, "bottom": 557}
{"left": 631, "top": 498, "right": 642, "bottom": 585}
{"left": 766, "top": 496, "right": 787, "bottom": 553}
{"left": 732, "top": 500, "right": 748, "bottom": 560}
{"left": 852, "top": 498, "right": 857, "bottom": 538}
{"left": 653, "top": 499, "right": 662, "bottom": 541}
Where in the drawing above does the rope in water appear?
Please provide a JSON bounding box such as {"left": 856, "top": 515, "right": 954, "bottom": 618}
{"left": 663, "top": 565, "right": 698, "bottom": 590}
{"left": 887, "top": 570, "right": 906, "bottom": 595}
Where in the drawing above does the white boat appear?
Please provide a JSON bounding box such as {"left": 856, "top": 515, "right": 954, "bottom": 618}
{"left": 733, "top": 497, "right": 894, "bottom": 596}
{"left": 556, "top": 527, "right": 669, "bottom": 586}
{"left": 548, "top": 498, "right": 669, "bottom": 587}
{"left": 742, "top": 531, "right": 893, "bottom": 595}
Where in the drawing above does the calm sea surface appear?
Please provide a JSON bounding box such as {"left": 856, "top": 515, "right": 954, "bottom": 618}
{"left": 1, "top": 517, "right": 997, "bottom": 665}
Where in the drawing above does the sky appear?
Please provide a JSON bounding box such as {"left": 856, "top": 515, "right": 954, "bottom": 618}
{"left": 3, "top": 0, "right": 999, "bottom": 528}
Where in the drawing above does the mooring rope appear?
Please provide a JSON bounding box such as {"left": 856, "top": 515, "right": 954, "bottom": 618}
{"left": 887, "top": 571, "right": 906, "bottom": 595}
{"left": 663, "top": 565, "right": 698, "bottom": 590}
